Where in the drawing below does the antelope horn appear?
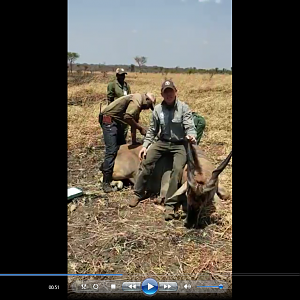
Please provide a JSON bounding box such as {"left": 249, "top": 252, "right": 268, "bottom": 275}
{"left": 186, "top": 142, "right": 203, "bottom": 190}
{"left": 204, "top": 150, "right": 232, "bottom": 192}
{"left": 167, "top": 182, "right": 187, "bottom": 201}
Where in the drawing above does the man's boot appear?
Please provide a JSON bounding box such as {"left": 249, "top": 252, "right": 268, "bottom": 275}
{"left": 129, "top": 196, "right": 140, "bottom": 207}
{"left": 129, "top": 192, "right": 151, "bottom": 208}
{"left": 102, "top": 172, "right": 113, "bottom": 193}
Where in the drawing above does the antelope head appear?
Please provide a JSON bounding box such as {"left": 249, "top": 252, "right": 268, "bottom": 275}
{"left": 168, "top": 142, "right": 232, "bottom": 208}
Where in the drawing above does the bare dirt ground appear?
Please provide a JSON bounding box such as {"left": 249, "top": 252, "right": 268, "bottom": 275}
{"left": 67, "top": 72, "right": 232, "bottom": 297}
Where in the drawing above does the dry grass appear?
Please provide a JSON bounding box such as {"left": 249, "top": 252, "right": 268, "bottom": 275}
{"left": 67, "top": 72, "right": 232, "bottom": 293}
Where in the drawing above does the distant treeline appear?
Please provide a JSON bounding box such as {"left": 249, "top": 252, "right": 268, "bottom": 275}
{"left": 71, "top": 64, "right": 232, "bottom": 75}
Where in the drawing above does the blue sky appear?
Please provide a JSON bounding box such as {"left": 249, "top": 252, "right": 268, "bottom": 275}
{"left": 68, "top": 0, "right": 232, "bottom": 69}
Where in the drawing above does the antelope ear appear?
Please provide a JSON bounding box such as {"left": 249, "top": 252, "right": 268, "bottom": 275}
{"left": 167, "top": 182, "right": 187, "bottom": 201}
{"left": 204, "top": 150, "right": 232, "bottom": 192}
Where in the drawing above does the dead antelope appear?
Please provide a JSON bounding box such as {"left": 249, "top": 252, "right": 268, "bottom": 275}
{"left": 168, "top": 141, "right": 232, "bottom": 228}
{"left": 186, "top": 141, "right": 232, "bottom": 228}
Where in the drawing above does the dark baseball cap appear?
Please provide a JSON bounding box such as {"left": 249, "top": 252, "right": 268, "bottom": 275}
{"left": 161, "top": 80, "right": 177, "bottom": 92}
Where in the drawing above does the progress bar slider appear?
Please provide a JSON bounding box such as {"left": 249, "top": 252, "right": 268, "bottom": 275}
{"left": 197, "top": 284, "right": 224, "bottom": 289}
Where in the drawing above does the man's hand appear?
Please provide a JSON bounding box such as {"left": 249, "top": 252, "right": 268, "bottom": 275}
{"left": 139, "top": 147, "right": 147, "bottom": 160}
{"left": 139, "top": 127, "right": 147, "bottom": 136}
{"left": 186, "top": 135, "right": 196, "bottom": 144}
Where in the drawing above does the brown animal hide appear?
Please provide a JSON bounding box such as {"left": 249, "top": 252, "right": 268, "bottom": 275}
{"left": 184, "top": 141, "right": 232, "bottom": 228}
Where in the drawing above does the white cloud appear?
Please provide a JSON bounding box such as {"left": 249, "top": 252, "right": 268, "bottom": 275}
{"left": 198, "top": 0, "right": 210, "bottom": 2}
{"left": 203, "top": 40, "right": 209, "bottom": 45}
{"left": 215, "top": 0, "right": 222, "bottom": 3}
{"left": 132, "top": 29, "right": 137, "bottom": 34}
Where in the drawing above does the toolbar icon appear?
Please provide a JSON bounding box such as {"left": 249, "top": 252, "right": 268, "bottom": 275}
{"left": 142, "top": 278, "right": 158, "bottom": 296}
{"left": 122, "top": 282, "right": 141, "bottom": 292}
{"left": 184, "top": 283, "right": 191, "bottom": 289}
{"left": 78, "top": 282, "right": 92, "bottom": 292}
{"left": 159, "top": 282, "right": 178, "bottom": 292}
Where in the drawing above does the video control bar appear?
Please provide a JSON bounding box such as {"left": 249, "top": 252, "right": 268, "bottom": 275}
{"left": 71, "top": 279, "right": 228, "bottom": 295}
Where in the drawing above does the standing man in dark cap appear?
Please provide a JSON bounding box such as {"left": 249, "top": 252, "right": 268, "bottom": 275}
{"left": 107, "top": 68, "right": 132, "bottom": 141}
{"left": 131, "top": 80, "right": 197, "bottom": 221}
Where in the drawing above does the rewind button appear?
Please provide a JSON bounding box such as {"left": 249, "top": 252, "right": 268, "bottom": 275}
{"left": 122, "top": 282, "right": 141, "bottom": 292}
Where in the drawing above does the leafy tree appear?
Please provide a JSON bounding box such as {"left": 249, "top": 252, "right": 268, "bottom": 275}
{"left": 67, "top": 52, "right": 80, "bottom": 73}
{"left": 134, "top": 56, "right": 147, "bottom": 73}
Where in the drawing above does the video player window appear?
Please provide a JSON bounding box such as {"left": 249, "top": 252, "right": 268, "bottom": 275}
{"left": 68, "top": 1, "right": 232, "bottom": 298}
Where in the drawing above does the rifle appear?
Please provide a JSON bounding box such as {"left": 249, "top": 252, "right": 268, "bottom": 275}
{"left": 99, "top": 103, "right": 103, "bottom": 124}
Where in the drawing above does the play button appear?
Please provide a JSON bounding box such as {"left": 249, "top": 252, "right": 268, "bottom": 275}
{"left": 142, "top": 278, "right": 158, "bottom": 295}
